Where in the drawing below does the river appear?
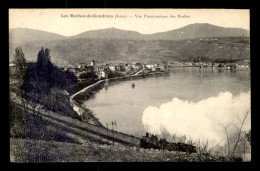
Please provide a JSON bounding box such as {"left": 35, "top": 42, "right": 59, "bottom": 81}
{"left": 83, "top": 67, "right": 250, "bottom": 136}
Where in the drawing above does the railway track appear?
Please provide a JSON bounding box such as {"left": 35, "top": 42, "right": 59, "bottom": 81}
{"left": 11, "top": 101, "right": 140, "bottom": 147}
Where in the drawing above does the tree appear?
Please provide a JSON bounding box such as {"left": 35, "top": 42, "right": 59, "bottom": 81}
{"left": 36, "top": 47, "right": 54, "bottom": 95}
{"left": 245, "top": 129, "right": 251, "bottom": 145}
{"left": 13, "top": 47, "right": 27, "bottom": 104}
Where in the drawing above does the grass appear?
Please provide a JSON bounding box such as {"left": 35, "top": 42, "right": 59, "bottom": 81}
{"left": 11, "top": 137, "right": 245, "bottom": 162}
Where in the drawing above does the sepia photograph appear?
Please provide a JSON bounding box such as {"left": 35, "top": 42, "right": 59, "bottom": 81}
{"left": 9, "top": 8, "right": 251, "bottom": 162}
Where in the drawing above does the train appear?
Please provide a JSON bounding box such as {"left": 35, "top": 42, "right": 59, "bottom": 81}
{"left": 140, "top": 133, "right": 197, "bottom": 153}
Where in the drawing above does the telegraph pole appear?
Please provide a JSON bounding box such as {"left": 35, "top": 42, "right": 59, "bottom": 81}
{"left": 114, "top": 120, "right": 117, "bottom": 132}
{"left": 106, "top": 123, "right": 108, "bottom": 145}
{"left": 112, "top": 121, "right": 114, "bottom": 145}
{"left": 114, "top": 120, "right": 119, "bottom": 147}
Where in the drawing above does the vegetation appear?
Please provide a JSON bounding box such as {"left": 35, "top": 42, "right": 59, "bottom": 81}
{"left": 10, "top": 47, "right": 79, "bottom": 140}
{"left": 79, "top": 72, "right": 98, "bottom": 80}
{"left": 9, "top": 45, "right": 251, "bottom": 162}
{"left": 192, "top": 56, "right": 241, "bottom": 63}
{"left": 27, "top": 47, "right": 77, "bottom": 92}
{"left": 245, "top": 129, "right": 251, "bottom": 145}
{"left": 13, "top": 47, "right": 27, "bottom": 107}
{"left": 10, "top": 37, "right": 250, "bottom": 64}
{"left": 108, "top": 71, "right": 122, "bottom": 78}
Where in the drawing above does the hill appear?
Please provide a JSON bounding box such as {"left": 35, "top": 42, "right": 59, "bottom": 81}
{"left": 9, "top": 23, "right": 250, "bottom": 64}
{"left": 9, "top": 23, "right": 249, "bottom": 43}
{"left": 149, "top": 23, "right": 250, "bottom": 40}
{"left": 71, "top": 27, "right": 146, "bottom": 40}
{"left": 9, "top": 28, "right": 66, "bottom": 44}
{"left": 9, "top": 37, "right": 250, "bottom": 64}
{"left": 68, "top": 23, "right": 250, "bottom": 40}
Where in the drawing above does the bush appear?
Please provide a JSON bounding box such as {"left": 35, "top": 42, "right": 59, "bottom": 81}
{"left": 79, "top": 72, "right": 98, "bottom": 80}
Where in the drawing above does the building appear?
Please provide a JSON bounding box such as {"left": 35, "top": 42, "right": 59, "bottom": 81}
{"left": 152, "top": 67, "right": 161, "bottom": 72}
{"left": 116, "top": 65, "right": 124, "bottom": 71}
{"left": 133, "top": 63, "right": 142, "bottom": 70}
{"left": 98, "top": 70, "right": 109, "bottom": 79}
{"left": 98, "top": 65, "right": 108, "bottom": 71}
{"left": 9, "top": 62, "right": 16, "bottom": 76}
{"left": 108, "top": 65, "right": 116, "bottom": 72}
{"left": 90, "top": 60, "right": 96, "bottom": 66}
{"left": 78, "top": 63, "right": 87, "bottom": 69}
{"left": 158, "top": 65, "right": 165, "bottom": 71}
{"left": 146, "top": 64, "right": 155, "bottom": 69}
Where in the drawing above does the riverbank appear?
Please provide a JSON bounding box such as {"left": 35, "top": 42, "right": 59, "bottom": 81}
{"left": 71, "top": 71, "right": 170, "bottom": 105}
{"left": 68, "top": 71, "right": 169, "bottom": 128}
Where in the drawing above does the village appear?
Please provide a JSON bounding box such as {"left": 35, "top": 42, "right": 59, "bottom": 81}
{"left": 8, "top": 58, "right": 250, "bottom": 87}
{"left": 56, "top": 59, "right": 250, "bottom": 82}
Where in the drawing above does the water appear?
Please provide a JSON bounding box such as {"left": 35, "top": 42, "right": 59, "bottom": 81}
{"left": 83, "top": 67, "right": 250, "bottom": 136}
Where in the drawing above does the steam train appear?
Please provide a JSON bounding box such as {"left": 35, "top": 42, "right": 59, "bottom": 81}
{"left": 140, "top": 133, "right": 197, "bottom": 153}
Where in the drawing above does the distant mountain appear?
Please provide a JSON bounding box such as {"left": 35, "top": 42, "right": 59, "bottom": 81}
{"left": 148, "top": 23, "right": 250, "bottom": 40}
{"left": 9, "top": 28, "right": 66, "bottom": 44}
{"left": 71, "top": 27, "right": 146, "bottom": 40}
{"left": 9, "top": 23, "right": 250, "bottom": 43}
{"left": 9, "top": 23, "right": 250, "bottom": 64}
{"left": 69, "top": 23, "right": 249, "bottom": 40}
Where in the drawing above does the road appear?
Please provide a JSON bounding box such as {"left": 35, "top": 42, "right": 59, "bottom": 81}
{"left": 132, "top": 68, "right": 146, "bottom": 76}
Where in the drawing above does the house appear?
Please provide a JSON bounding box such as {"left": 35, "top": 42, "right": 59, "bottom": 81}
{"left": 116, "top": 65, "right": 124, "bottom": 71}
{"left": 9, "top": 62, "right": 16, "bottom": 75}
{"left": 108, "top": 65, "right": 116, "bottom": 72}
{"left": 132, "top": 62, "right": 142, "bottom": 70}
{"left": 125, "top": 66, "right": 134, "bottom": 74}
{"left": 146, "top": 64, "right": 155, "bottom": 69}
{"left": 152, "top": 67, "right": 161, "bottom": 72}
{"left": 90, "top": 60, "right": 96, "bottom": 66}
{"left": 98, "top": 65, "right": 108, "bottom": 71}
{"left": 158, "top": 65, "right": 165, "bottom": 71}
{"left": 98, "top": 69, "right": 109, "bottom": 79}
{"left": 78, "top": 63, "right": 87, "bottom": 69}
{"left": 133, "top": 65, "right": 142, "bottom": 70}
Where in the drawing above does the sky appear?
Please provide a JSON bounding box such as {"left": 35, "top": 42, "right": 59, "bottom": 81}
{"left": 9, "top": 9, "right": 250, "bottom": 37}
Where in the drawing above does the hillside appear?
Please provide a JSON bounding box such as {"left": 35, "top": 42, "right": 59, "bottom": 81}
{"left": 71, "top": 27, "right": 146, "bottom": 40}
{"left": 149, "top": 23, "right": 250, "bottom": 40}
{"left": 10, "top": 101, "right": 247, "bottom": 162}
{"left": 69, "top": 23, "right": 250, "bottom": 40}
{"left": 9, "top": 23, "right": 250, "bottom": 64}
{"left": 9, "top": 28, "right": 66, "bottom": 44}
{"left": 9, "top": 37, "right": 250, "bottom": 64}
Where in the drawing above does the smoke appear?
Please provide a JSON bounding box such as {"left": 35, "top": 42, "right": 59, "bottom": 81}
{"left": 142, "top": 91, "right": 251, "bottom": 146}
